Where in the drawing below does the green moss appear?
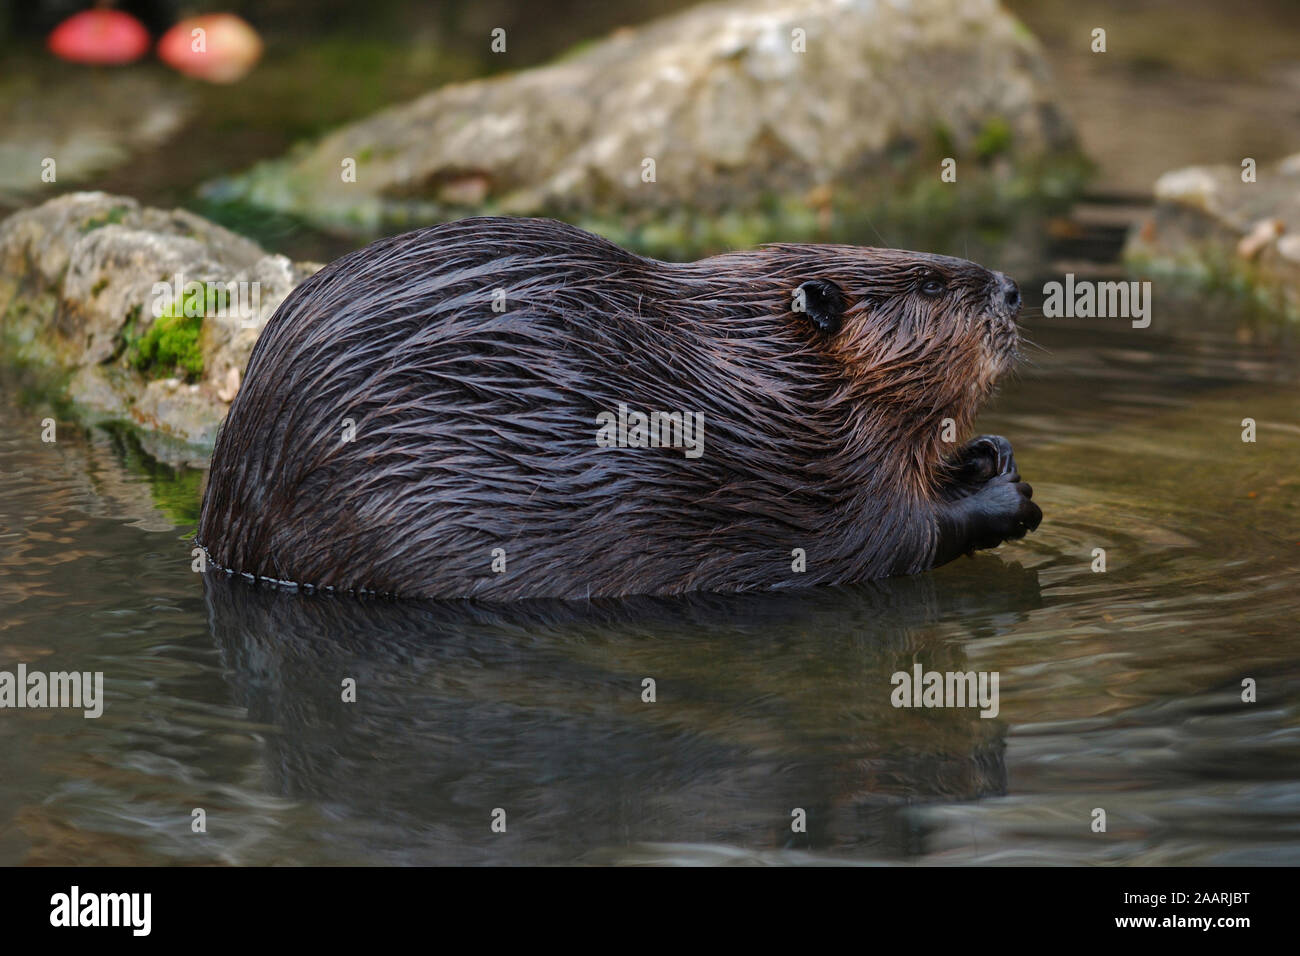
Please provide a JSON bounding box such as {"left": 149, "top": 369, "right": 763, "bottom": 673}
{"left": 932, "top": 123, "right": 956, "bottom": 159}
{"left": 975, "top": 117, "right": 1013, "bottom": 161}
{"left": 1008, "top": 15, "right": 1036, "bottom": 44}
{"left": 78, "top": 205, "right": 131, "bottom": 233}
{"left": 113, "top": 303, "right": 143, "bottom": 360}
{"left": 555, "top": 37, "right": 600, "bottom": 63}
{"left": 127, "top": 288, "right": 216, "bottom": 381}
{"left": 558, "top": 144, "right": 1092, "bottom": 260}
{"left": 131, "top": 313, "right": 203, "bottom": 380}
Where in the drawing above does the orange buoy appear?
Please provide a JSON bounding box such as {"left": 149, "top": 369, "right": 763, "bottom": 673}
{"left": 157, "top": 14, "right": 263, "bottom": 84}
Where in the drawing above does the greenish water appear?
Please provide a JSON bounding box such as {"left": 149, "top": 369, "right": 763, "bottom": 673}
{"left": 1, "top": 274, "right": 1296, "bottom": 865}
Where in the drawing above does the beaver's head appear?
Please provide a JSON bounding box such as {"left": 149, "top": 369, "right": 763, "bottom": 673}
{"left": 756, "top": 244, "right": 1022, "bottom": 441}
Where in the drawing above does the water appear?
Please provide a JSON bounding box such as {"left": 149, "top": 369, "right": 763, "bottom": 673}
{"left": 1, "top": 277, "right": 1298, "bottom": 866}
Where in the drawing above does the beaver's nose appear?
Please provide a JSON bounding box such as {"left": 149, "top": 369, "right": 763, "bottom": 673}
{"left": 994, "top": 272, "right": 1020, "bottom": 313}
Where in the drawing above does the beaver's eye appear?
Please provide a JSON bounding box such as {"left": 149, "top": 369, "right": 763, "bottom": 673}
{"left": 920, "top": 274, "right": 946, "bottom": 297}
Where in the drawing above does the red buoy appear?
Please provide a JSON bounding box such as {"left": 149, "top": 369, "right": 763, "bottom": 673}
{"left": 47, "top": 9, "right": 150, "bottom": 66}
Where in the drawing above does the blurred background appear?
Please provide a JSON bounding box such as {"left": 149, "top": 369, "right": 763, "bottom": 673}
{"left": 0, "top": 0, "right": 1298, "bottom": 866}
{"left": 2, "top": 0, "right": 1299, "bottom": 259}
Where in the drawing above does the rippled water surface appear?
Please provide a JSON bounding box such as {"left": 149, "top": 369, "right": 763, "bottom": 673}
{"left": 1, "top": 280, "right": 1297, "bottom": 865}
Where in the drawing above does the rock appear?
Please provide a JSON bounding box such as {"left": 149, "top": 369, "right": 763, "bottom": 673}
{"left": 216, "top": 365, "right": 241, "bottom": 404}
{"left": 0, "top": 192, "right": 320, "bottom": 463}
{"left": 67, "top": 365, "right": 131, "bottom": 419}
{"left": 1276, "top": 235, "right": 1300, "bottom": 265}
{"left": 63, "top": 227, "right": 224, "bottom": 366}
{"left": 1236, "top": 218, "right": 1285, "bottom": 261}
{"left": 1124, "top": 153, "right": 1300, "bottom": 319}
{"left": 0, "top": 69, "right": 190, "bottom": 202}
{"left": 132, "top": 378, "right": 229, "bottom": 450}
{"left": 0, "top": 192, "right": 140, "bottom": 285}
{"left": 203, "top": 0, "right": 1082, "bottom": 249}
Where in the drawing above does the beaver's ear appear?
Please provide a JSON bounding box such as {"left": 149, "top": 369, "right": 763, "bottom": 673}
{"left": 792, "top": 279, "right": 846, "bottom": 335}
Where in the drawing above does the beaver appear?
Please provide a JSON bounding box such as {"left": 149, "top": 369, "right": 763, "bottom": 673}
{"left": 196, "top": 216, "right": 1040, "bottom": 600}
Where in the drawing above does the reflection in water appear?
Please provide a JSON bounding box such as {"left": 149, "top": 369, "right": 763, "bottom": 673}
{"left": 203, "top": 567, "right": 1038, "bottom": 863}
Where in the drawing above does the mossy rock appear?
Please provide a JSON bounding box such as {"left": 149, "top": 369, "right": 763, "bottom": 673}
{"left": 126, "top": 288, "right": 220, "bottom": 382}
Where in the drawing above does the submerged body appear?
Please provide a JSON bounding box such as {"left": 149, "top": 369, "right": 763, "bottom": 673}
{"left": 197, "top": 217, "right": 1040, "bottom": 599}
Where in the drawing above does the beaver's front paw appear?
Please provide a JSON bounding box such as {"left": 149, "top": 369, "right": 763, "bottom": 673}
{"left": 963, "top": 476, "right": 1041, "bottom": 552}
{"left": 941, "top": 434, "right": 1020, "bottom": 503}
{"left": 932, "top": 469, "right": 1042, "bottom": 568}
{"left": 953, "top": 434, "right": 1019, "bottom": 483}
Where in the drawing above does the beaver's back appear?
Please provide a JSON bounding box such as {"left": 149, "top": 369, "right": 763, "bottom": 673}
{"left": 197, "top": 218, "right": 877, "bottom": 598}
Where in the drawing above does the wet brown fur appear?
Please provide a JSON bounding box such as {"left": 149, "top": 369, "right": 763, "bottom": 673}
{"left": 196, "top": 217, "right": 1021, "bottom": 599}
